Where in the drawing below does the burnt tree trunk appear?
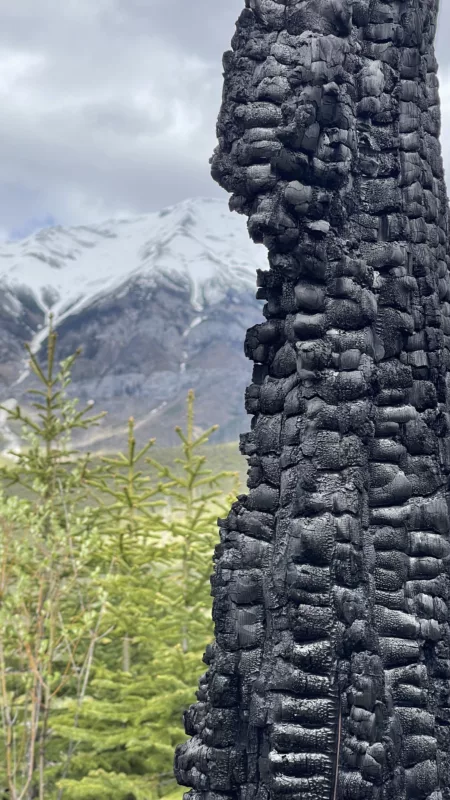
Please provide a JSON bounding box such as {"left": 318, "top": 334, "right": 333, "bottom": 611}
{"left": 175, "top": 2, "right": 450, "bottom": 799}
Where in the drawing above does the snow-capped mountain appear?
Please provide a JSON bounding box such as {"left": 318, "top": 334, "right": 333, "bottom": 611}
{"left": 0, "top": 197, "right": 267, "bottom": 449}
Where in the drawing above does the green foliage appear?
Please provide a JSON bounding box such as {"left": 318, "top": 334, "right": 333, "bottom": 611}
{"left": 0, "top": 330, "right": 238, "bottom": 799}
{"left": 57, "top": 393, "right": 239, "bottom": 799}
{"left": 0, "top": 323, "right": 109, "bottom": 800}
{"left": 0, "top": 322, "right": 104, "bottom": 503}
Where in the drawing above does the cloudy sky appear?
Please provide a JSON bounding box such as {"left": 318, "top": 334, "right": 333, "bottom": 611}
{"left": 0, "top": 0, "right": 449, "bottom": 241}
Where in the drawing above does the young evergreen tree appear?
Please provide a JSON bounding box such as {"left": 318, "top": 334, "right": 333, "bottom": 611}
{"left": 0, "top": 324, "right": 108, "bottom": 800}
{"left": 55, "top": 392, "right": 239, "bottom": 800}
{"left": 0, "top": 328, "right": 239, "bottom": 800}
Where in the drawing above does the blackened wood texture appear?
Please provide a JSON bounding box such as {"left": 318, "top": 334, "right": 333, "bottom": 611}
{"left": 175, "top": 2, "right": 450, "bottom": 799}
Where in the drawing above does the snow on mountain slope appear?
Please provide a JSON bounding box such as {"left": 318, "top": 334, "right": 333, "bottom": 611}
{"left": 0, "top": 197, "right": 268, "bottom": 450}
{"left": 0, "top": 196, "right": 267, "bottom": 354}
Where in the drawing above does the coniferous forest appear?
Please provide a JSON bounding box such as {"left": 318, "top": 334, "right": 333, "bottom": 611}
{"left": 0, "top": 327, "right": 238, "bottom": 799}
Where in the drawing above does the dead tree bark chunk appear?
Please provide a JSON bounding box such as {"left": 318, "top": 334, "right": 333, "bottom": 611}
{"left": 175, "top": 2, "right": 450, "bottom": 799}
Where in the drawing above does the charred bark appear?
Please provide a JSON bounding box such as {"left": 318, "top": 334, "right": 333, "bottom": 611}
{"left": 175, "top": 2, "right": 450, "bottom": 799}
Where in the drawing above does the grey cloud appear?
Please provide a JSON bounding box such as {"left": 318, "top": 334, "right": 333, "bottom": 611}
{"left": 112, "top": 0, "right": 241, "bottom": 57}
{"left": 0, "top": 0, "right": 449, "bottom": 239}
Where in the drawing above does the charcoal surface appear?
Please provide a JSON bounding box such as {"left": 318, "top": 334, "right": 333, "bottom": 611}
{"left": 175, "top": 2, "right": 450, "bottom": 799}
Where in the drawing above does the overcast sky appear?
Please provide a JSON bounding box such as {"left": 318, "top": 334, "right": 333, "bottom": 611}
{"left": 0, "top": 0, "right": 449, "bottom": 240}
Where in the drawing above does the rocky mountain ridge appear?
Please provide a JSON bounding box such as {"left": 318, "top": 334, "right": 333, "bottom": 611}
{"left": 0, "top": 197, "right": 266, "bottom": 449}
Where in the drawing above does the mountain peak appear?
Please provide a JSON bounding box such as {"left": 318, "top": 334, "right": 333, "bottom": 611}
{"left": 0, "top": 198, "right": 267, "bottom": 451}
{"left": 0, "top": 197, "right": 267, "bottom": 323}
